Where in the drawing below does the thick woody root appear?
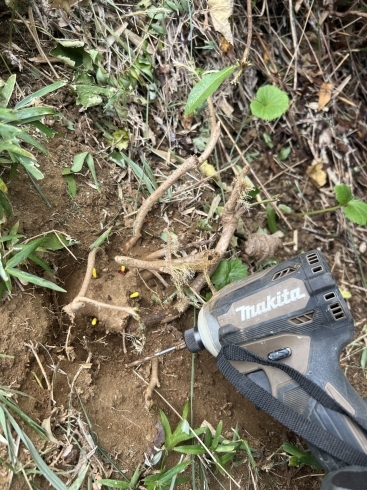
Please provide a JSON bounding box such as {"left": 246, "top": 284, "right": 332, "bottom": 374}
{"left": 63, "top": 248, "right": 140, "bottom": 332}
{"left": 145, "top": 357, "right": 160, "bottom": 410}
{"left": 136, "top": 166, "right": 251, "bottom": 327}
{"left": 125, "top": 99, "right": 219, "bottom": 252}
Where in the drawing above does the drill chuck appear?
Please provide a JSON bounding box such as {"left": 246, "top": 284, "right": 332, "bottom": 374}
{"left": 184, "top": 328, "right": 204, "bottom": 353}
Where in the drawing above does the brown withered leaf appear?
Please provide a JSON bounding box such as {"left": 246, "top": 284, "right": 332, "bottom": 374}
{"left": 208, "top": 0, "right": 234, "bottom": 45}
{"left": 306, "top": 161, "right": 327, "bottom": 187}
{"left": 318, "top": 82, "right": 333, "bottom": 110}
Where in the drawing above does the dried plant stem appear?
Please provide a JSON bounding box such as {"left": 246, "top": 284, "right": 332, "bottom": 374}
{"left": 125, "top": 100, "right": 219, "bottom": 252}
{"left": 145, "top": 357, "right": 160, "bottom": 409}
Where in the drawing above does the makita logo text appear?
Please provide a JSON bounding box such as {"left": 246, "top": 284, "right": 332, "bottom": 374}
{"left": 235, "top": 287, "right": 306, "bottom": 321}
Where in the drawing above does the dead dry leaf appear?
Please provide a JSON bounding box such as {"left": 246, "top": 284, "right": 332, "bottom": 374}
{"left": 306, "top": 161, "right": 327, "bottom": 187}
{"left": 208, "top": 0, "right": 234, "bottom": 45}
{"left": 318, "top": 82, "right": 333, "bottom": 110}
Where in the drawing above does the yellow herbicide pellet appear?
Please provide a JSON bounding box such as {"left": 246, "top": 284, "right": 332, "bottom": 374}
{"left": 91, "top": 317, "right": 98, "bottom": 326}
{"left": 130, "top": 292, "right": 139, "bottom": 299}
{"left": 120, "top": 265, "right": 126, "bottom": 275}
{"left": 92, "top": 268, "right": 97, "bottom": 278}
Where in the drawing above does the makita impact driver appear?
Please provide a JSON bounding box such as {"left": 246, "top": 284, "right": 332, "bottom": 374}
{"left": 184, "top": 250, "right": 367, "bottom": 482}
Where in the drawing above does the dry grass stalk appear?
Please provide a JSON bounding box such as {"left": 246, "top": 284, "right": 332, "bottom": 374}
{"left": 145, "top": 357, "right": 160, "bottom": 409}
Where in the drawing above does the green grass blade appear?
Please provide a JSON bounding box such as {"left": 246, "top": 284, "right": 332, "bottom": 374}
{"left": 17, "top": 132, "right": 50, "bottom": 155}
{"left": 6, "top": 268, "right": 66, "bottom": 293}
{"left": 69, "top": 464, "right": 89, "bottom": 490}
{"left": 15, "top": 80, "right": 68, "bottom": 109}
{"left": 6, "top": 237, "right": 44, "bottom": 268}
{"left": 17, "top": 156, "right": 44, "bottom": 180}
{"left": 0, "top": 75, "right": 16, "bottom": 108}
{"left": 90, "top": 226, "right": 113, "bottom": 249}
{"left": 0, "top": 142, "right": 34, "bottom": 158}
{"left": 120, "top": 152, "right": 156, "bottom": 194}
{"left": 28, "top": 253, "right": 54, "bottom": 276}
{"left": 5, "top": 408, "right": 68, "bottom": 490}
{"left": 86, "top": 153, "right": 100, "bottom": 191}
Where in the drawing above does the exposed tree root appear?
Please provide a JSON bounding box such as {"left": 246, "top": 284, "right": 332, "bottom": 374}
{"left": 145, "top": 357, "right": 160, "bottom": 410}
{"left": 125, "top": 98, "right": 219, "bottom": 252}
{"left": 63, "top": 248, "right": 140, "bottom": 324}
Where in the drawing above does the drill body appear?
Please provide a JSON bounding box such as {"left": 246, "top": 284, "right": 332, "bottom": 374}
{"left": 185, "top": 250, "right": 367, "bottom": 471}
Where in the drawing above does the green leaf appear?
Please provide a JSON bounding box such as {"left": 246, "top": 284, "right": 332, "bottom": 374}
{"left": 361, "top": 347, "right": 367, "bottom": 370}
{"left": 334, "top": 183, "right": 353, "bottom": 206}
{"left": 211, "top": 421, "right": 223, "bottom": 451}
{"left": 18, "top": 156, "right": 44, "bottom": 180}
{"left": 71, "top": 151, "right": 88, "bottom": 172}
{"left": 6, "top": 237, "right": 45, "bottom": 268}
{"left": 90, "top": 226, "right": 113, "bottom": 249}
{"left": 17, "top": 132, "right": 49, "bottom": 155}
{"left": 173, "top": 445, "right": 206, "bottom": 455}
{"left": 6, "top": 268, "right": 66, "bottom": 293}
{"left": 344, "top": 200, "right": 367, "bottom": 225}
{"left": 63, "top": 174, "right": 77, "bottom": 198}
{"left": 39, "top": 232, "right": 78, "bottom": 251}
{"left": 266, "top": 205, "right": 278, "bottom": 233}
{"left": 184, "top": 65, "right": 237, "bottom": 116}
{"left": 143, "top": 461, "right": 190, "bottom": 485}
{"left": 0, "top": 75, "right": 16, "bottom": 108}
{"left": 278, "top": 203, "right": 292, "bottom": 214}
{"left": 86, "top": 153, "right": 100, "bottom": 191}
{"left": 119, "top": 152, "right": 157, "bottom": 195}
{"left": 0, "top": 255, "right": 9, "bottom": 282}
{"left": 15, "top": 80, "right": 68, "bottom": 109}
{"left": 278, "top": 146, "right": 291, "bottom": 161}
{"left": 250, "top": 85, "right": 289, "bottom": 121}
{"left": 0, "top": 141, "right": 34, "bottom": 158}
{"left": 97, "top": 480, "right": 131, "bottom": 489}
{"left": 211, "top": 259, "right": 248, "bottom": 291}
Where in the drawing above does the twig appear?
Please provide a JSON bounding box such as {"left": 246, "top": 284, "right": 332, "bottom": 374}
{"left": 125, "top": 99, "right": 219, "bottom": 252}
{"left": 145, "top": 357, "right": 160, "bottom": 409}
{"left": 24, "top": 341, "right": 52, "bottom": 393}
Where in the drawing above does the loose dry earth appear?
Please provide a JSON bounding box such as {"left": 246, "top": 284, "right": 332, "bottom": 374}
{"left": 1, "top": 1, "right": 367, "bottom": 490}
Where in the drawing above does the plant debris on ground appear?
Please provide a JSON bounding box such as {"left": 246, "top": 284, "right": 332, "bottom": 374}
{"left": 0, "top": 0, "right": 367, "bottom": 489}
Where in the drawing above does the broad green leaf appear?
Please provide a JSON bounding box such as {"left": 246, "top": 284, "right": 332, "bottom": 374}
{"left": 31, "top": 120, "right": 57, "bottom": 138}
{"left": 250, "top": 85, "right": 289, "bottom": 121}
{"left": 143, "top": 461, "right": 190, "bottom": 485}
{"left": 344, "top": 200, "right": 367, "bottom": 225}
{"left": 28, "top": 253, "right": 54, "bottom": 276}
{"left": 184, "top": 64, "right": 237, "bottom": 116}
{"left": 13, "top": 106, "right": 56, "bottom": 123}
{"left": 278, "top": 204, "right": 292, "bottom": 214}
{"left": 0, "top": 75, "right": 16, "bottom": 108}
{"left": 15, "top": 80, "right": 67, "bottom": 109}
{"left": 266, "top": 205, "right": 278, "bottom": 233}
{"left": 0, "top": 142, "right": 34, "bottom": 158}
{"left": 278, "top": 146, "right": 291, "bottom": 161}
{"left": 0, "top": 255, "right": 9, "bottom": 282}
{"left": 40, "top": 232, "right": 78, "bottom": 251}
{"left": 90, "top": 226, "right": 113, "bottom": 249}
{"left": 86, "top": 153, "right": 100, "bottom": 191}
{"left": 71, "top": 151, "right": 88, "bottom": 172}
{"left": 97, "top": 480, "right": 130, "bottom": 489}
{"left": 50, "top": 43, "right": 89, "bottom": 68}
{"left": 211, "top": 259, "right": 248, "bottom": 291}
{"left": 334, "top": 183, "right": 353, "bottom": 206}
{"left": 173, "top": 445, "right": 206, "bottom": 455}
{"left": 6, "top": 268, "right": 66, "bottom": 293}
{"left": 6, "top": 237, "right": 45, "bottom": 268}
{"left": 17, "top": 132, "right": 49, "bottom": 155}
{"left": 63, "top": 174, "right": 77, "bottom": 197}
{"left": 18, "top": 156, "right": 44, "bottom": 180}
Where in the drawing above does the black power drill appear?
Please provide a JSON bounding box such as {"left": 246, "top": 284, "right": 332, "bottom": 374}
{"left": 184, "top": 250, "right": 367, "bottom": 487}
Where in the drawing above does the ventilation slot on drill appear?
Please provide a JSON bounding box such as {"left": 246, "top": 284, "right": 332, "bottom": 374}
{"left": 307, "top": 252, "right": 319, "bottom": 265}
{"left": 312, "top": 265, "right": 323, "bottom": 274}
{"left": 324, "top": 292, "right": 336, "bottom": 301}
{"left": 289, "top": 311, "right": 314, "bottom": 325}
{"left": 329, "top": 302, "right": 345, "bottom": 320}
{"left": 272, "top": 267, "right": 297, "bottom": 281}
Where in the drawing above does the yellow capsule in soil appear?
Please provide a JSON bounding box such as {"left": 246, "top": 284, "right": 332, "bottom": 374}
{"left": 120, "top": 265, "right": 126, "bottom": 274}
{"left": 91, "top": 317, "right": 98, "bottom": 326}
{"left": 92, "top": 268, "right": 97, "bottom": 278}
{"left": 130, "top": 292, "right": 139, "bottom": 299}
{"left": 339, "top": 288, "right": 352, "bottom": 300}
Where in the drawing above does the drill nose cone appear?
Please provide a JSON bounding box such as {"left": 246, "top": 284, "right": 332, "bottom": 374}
{"left": 184, "top": 328, "right": 204, "bottom": 353}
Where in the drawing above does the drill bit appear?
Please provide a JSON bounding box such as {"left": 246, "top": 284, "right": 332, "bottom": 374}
{"left": 125, "top": 342, "right": 187, "bottom": 367}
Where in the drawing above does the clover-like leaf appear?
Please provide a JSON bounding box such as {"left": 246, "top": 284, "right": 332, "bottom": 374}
{"left": 334, "top": 183, "right": 353, "bottom": 206}
{"left": 344, "top": 200, "right": 367, "bottom": 226}
{"left": 250, "top": 85, "right": 289, "bottom": 121}
{"left": 211, "top": 259, "right": 248, "bottom": 290}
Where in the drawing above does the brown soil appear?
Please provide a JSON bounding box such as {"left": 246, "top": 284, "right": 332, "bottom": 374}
{"left": 1, "top": 5, "right": 367, "bottom": 490}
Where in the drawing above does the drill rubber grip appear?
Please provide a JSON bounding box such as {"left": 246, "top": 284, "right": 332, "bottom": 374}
{"left": 216, "top": 344, "right": 367, "bottom": 469}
